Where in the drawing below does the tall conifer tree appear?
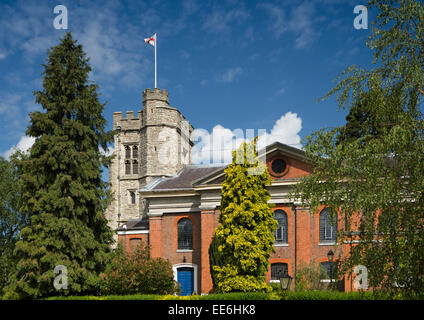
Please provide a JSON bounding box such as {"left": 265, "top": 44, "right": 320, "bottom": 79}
{"left": 4, "top": 33, "right": 114, "bottom": 299}
{"left": 213, "top": 138, "right": 277, "bottom": 293}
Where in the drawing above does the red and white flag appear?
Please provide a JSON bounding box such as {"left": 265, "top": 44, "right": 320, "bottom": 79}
{"left": 144, "top": 33, "right": 156, "bottom": 47}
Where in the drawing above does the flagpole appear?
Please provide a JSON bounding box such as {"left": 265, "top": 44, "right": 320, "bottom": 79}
{"left": 154, "top": 33, "right": 157, "bottom": 88}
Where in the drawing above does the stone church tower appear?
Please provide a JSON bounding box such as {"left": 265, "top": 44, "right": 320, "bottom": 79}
{"left": 105, "top": 88, "right": 194, "bottom": 234}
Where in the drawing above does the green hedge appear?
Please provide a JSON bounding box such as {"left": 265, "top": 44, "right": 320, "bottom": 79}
{"left": 43, "top": 290, "right": 417, "bottom": 300}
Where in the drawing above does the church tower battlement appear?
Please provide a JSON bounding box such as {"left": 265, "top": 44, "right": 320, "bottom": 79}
{"left": 106, "top": 88, "right": 194, "bottom": 237}
{"left": 142, "top": 87, "right": 169, "bottom": 107}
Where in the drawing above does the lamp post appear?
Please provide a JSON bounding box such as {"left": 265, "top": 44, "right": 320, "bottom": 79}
{"left": 327, "top": 249, "right": 334, "bottom": 290}
{"left": 279, "top": 269, "right": 292, "bottom": 291}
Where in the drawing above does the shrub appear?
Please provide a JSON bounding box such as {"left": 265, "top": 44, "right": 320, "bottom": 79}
{"left": 213, "top": 138, "right": 278, "bottom": 293}
{"left": 294, "top": 262, "right": 330, "bottom": 291}
{"left": 100, "top": 243, "right": 178, "bottom": 295}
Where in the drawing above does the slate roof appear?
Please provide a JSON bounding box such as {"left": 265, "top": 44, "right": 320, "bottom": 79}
{"left": 141, "top": 164, "right": 226, "bottom": 191}
{"left": 117, "top": 218, "right": 149, "bottom": 231}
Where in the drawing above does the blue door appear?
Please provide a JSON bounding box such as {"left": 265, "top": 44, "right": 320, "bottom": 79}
{"left": 177, "top": 267, "right": 194, "bottom": 296}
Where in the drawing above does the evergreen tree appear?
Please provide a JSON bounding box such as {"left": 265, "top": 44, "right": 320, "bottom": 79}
{"left": 213, "top": 138, "right": 277, "bottom": 293}
{"left": 4, "top": 33, "right": 114, "bottom": 299}
{"left": 208, "top": 234, "right": 226, "bottom": 290}
{"left": 336, "top": 83, "right": 406, "bottom": 146}
{"left": 0, "top": 152, "right": 28, "bottom": 296}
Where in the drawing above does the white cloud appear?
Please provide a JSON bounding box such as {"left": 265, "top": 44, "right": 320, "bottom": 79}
{"left": 203, "top": 7, "right": 249, "bottom": 34}
{"left": 192, "top": 125, "right": 246, "bottom": 164}
{"left": 260, "top": 2, "right": 322, "bottom": 49}
{"left": 0, "top": 52, "right": 6, "bottom": 60}
{"left": 100, "top": 146, "right": 114, "bottom": 157}
{"left": 265, "top": 111, "right": 302, "bottom": 147}
{"left": 2, "top": 135, "right": 35, "bottom": 159}
{"left": 192, "top": 112, "right": 302, "bottom": 164}
{"left": 0, "top": 93, "right": 23, "bottom": 115}
{"left": 220, "top": 67, "right": 243, "bottom": 83}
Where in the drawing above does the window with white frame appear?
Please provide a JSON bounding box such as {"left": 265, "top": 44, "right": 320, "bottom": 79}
{"left": 274, "top": 210, "right": 288, "bottom": 244}
{"left": 177, "top": 218, "right": 193, "bottom": 250}
{"left": 319, "top": 208, "right": 337, "bottom": 243}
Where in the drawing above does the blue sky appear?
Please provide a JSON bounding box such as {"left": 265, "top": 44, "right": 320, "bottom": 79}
{"left": 0, "top": 0, "right": 375, "bottom": 162}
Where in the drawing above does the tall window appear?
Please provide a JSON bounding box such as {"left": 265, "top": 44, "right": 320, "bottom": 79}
{"left": 124, "top": 145, "right": 139, "bottom": 175}
{"left": 129, "top": 191, "right": 136, "bottom": 204}
{"left": 319, "top": 208, "right": 337, "bottom": 242}
{"left": 125, "top": 145, "right": 131, "bottom": 159}
{"left": 271, "top": 263, "right": 288, "bottom": 281}
{"left": 177, "top": 218, "right": 193, "bottom": 250}
{"left": 133, "top": 160, "right": 138, "bottom": 175}
{"left": 132, "top": 146, "right": 138, "bottom": 158}
{"left": 125, "top": 160, "right": 131, "bottom": 175}
{"left": 274, "top": 210, "right": 288, "bottom": 243}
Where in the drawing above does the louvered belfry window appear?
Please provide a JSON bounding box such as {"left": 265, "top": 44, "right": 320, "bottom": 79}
{"left": 178, "top": 218, "right": 193, "bottom": 250}
{"left": 319, "top": 208, "right": 337, "bottom": 242}
{"left": 274, "top": 210, "right": 288, "bottom": 243}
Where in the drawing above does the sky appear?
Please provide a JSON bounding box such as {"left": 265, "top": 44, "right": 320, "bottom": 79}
{"left": 0, "top": 0, "right": 375, "bottom": 166}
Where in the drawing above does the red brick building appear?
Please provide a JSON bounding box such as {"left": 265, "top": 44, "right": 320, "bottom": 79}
{"left": 116, "top": 141, "right": 356, "bottom": 294}
{"left": 108, "top": 88, "right": 357, "bottom": 295}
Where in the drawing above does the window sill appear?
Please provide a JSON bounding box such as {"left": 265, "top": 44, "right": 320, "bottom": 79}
{"left": 177, "top": 249, "right": 193, "bottom": 253}
{"left": 318, "top": 242, "right": 336, "bottom": 246}
{"left": 274, "top": 243, "right": 289, "bottom": 247}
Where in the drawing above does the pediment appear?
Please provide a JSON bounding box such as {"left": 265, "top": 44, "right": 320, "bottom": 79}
{"left": 192, "top": 141, "right": 311, "bottom": 187}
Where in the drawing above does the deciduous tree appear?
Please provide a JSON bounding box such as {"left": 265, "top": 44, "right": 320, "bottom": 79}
{"left": 291, "top": 0, "right": 424, "bottom": 296}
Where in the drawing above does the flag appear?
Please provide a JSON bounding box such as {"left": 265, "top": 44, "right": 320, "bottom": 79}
{"left": 144, "top": 33, "right": 157, "bottom": 88}
{"left": 144, "top": 33, "right": 156, "bottom": 47}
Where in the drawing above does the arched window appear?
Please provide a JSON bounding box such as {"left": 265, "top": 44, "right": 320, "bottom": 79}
{"left": 132, "top": 146, "right": 138, "bottom": 158}
{"left": 125, "top": 160, "right": 131, "bottom": 175}
{"left": 271, "top": 263, "right": 288, "bottom": 281}
{"left": 130, "top": 191, "right": 136, "bottom": 204}
{"left": 319, "top": 208, "right": 337, "bottom": 242}
{"left": 133, "top": 160, "right": 138, "bottom": 175}
{"left": 274, "top": 210, "right": 288, "bottom": 243}
{"left": 177, "top": 218, "right": 193, "bottom": 250}
{"left": 125, "top": 145, "right": 131, "bottom": 159}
